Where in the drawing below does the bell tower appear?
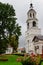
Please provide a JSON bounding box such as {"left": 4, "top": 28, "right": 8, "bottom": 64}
{"left": 25, "top": 3, "right": 41, "bottom": 54}
{"left": 27, "top": 3, "right": 38, "bottom": 30}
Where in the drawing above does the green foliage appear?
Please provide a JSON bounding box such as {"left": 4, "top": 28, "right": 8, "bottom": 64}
{"left": 35, "top": 55, "right": 41, "bottom": 65}
{"left": 21, "top": 57, "right": 36, "bottom": 65}
{"left": 41, "top": 62, "right": 43, "bottom": 65}
{"left": 9, "top": 35, "right": 19, "bottom": 52}
{"left": 0, "top": 2, "right": 21, "bottom": 54}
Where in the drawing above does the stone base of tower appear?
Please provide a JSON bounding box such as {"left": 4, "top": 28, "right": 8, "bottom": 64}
{"left": 25, "top": 42, "right": 35, "bottom": 54}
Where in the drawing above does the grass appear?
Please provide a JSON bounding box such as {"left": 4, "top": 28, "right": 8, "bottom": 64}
{"left": 41, "top": 62, "right": 43, "bottom": 65}
{"left": 0, "top": 54, "right": 42, "bottom": 65}
{"left": 0, "top": 55, "right": 22, "bottom": 65}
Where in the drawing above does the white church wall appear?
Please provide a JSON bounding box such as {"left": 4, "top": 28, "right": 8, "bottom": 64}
{"left": 25, "top": 3, "right": 42, "bottom": 54}
{"left": 27, "top": 28, "right": 41, "bottom": 35}
{"left": 34, "top": 40, "right": 43, "bottom": 54}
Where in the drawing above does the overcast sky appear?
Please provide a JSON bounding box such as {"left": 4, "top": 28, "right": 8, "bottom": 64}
{"left": 0, "top": 0, "right": 43, "bottom": 48}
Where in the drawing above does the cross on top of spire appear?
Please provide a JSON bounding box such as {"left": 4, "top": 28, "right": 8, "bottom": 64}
{"left": 30, "top": 3, "right": 33, "bottom": 8}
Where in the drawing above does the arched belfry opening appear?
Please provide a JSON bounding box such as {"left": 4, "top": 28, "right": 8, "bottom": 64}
{"left": 30, "top": 13, "right": 32, "bottom": 17}
{"left": 33, "top": 21, "right": 36, "bottom": 27}
{"left": 27, "top": 23, "right": 29, "bottom": 29}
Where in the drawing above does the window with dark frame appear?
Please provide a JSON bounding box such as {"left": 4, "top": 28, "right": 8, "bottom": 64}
{"left": 30, "top": 13, "right": 32, "bottom": 17}
{"left": 33, "top": 21, "right": 36, "bottom": 27}
{"left": 27, "top": 23, "right": 29, "bottom": 29}
{"left": 35, "top": 46, "right": 39, "bottom": 50}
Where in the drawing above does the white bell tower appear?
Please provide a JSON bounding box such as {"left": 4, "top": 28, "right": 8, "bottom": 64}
{"left": 25, "top": 3, "right": 41, "bottom": 54}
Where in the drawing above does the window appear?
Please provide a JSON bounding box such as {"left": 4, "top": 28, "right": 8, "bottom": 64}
{"left": 35, "top": 46, "right": 39, "bottom": 50}
{"left": 30, "top": 13, "right": 32, "bottom": 17}
{"left": 37, "top": 46, "right": 39, "bottom": 49}
{"left": 33, "top": 21, "right": 36, "bottom": 27}
{"left": 35, "top": 46, "right": 39, "bottom": 54}
{"left": 33, "top": 13, "right": 34, "bottom": 17}
{"left": 27, "top": 23, "right": 29, "bottom": 29}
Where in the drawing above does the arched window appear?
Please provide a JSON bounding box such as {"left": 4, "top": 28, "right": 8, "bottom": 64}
{"left": 27, "top": 23, "right": 29, "bottom": 29}
{"left": 33, "top": 13, "right": 34, "bottom": 17}
{"left": 30, "top": 13, "right": 32, "bottom": 17}
{"left": 33, "top": 21, "right": 36, "bottom": 27}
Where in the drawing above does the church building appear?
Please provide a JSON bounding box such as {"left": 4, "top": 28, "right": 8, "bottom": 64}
{"left": 25, "top": 3, "right": 43, "bottom": 54}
